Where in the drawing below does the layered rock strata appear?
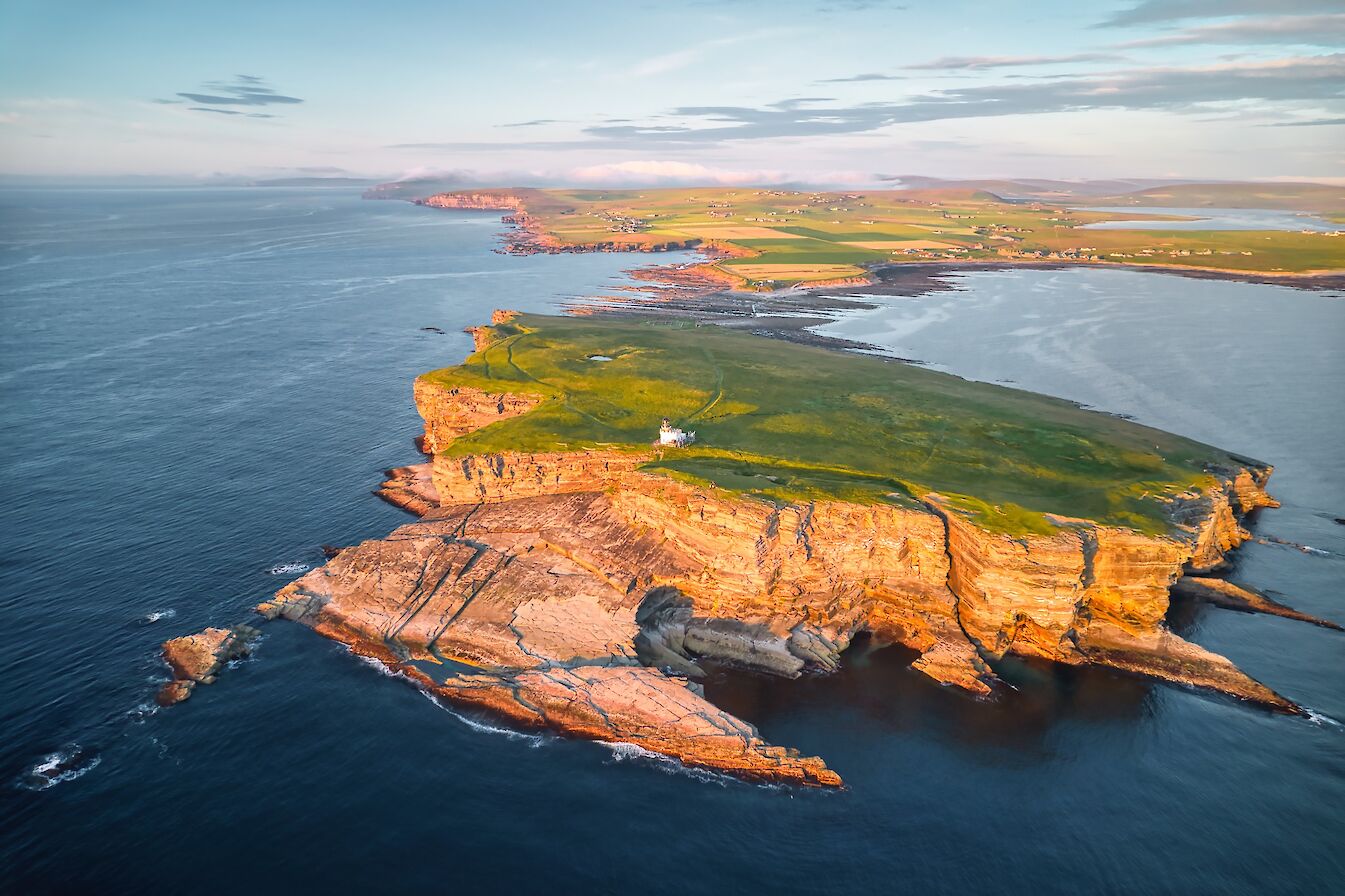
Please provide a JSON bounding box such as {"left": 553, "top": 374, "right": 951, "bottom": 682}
{"left": 157, "top": 625, "right": 259, "bottom": 706}
{"left": 247, "top": 370, "right": 1335, "bottom": 787}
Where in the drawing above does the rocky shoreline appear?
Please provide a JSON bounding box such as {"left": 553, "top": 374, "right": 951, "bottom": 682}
{"left": 412, "top": 190, "right": 1345, "bottom": 295}
{"left": 151, "top": 319, "right": 1342, "bottom": 787}
{"left": 149, "top": 197, "right": 1342, "bottom": 787}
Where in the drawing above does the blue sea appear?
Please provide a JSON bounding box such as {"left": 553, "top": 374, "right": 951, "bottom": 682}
{"left": 2, "top": 188, "right": 1342, "bottom": 894}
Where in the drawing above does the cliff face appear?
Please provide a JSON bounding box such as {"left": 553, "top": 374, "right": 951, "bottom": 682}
{"left": 412, "top": 378, "right": 540, "bottom": 455}
{"left": 429, "top": 449, "right": 647, "bottom": 506}
{"left": 256, "top": 371, "right": 1309, "bottom": 787}
{"left": 416, "top": 190, "right": 701, "bottom": 255}
{"left": 416, "top": 192, "right": 533, "bottom": 213}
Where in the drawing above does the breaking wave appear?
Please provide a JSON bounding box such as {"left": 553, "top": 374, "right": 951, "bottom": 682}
{"left": 127, "top": 702, "right": 159, "bottom": 723}
{"left": 599, "top": 741, "right": 739, "bottom": 787}
{"left": 143, "top": 609, "right": 177, "bottom": 623}
{"left": 1304, "top": 708, "right": 1343, "bottom": 729}
{"left": 18, "top": 745, "right": 101, "bottom": 791}
{"left": 266, "top": 561, "right": 311, "bottom": 576}
{"left": 420, "top": 691, "right": 546, "bottom": 746}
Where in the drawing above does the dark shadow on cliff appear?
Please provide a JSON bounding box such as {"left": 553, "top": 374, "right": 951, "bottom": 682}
{"left": 700, "top": 632, "right": 1159, "bottom": 764}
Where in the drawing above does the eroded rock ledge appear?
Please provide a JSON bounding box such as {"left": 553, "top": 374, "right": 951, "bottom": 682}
{"left": 156, "top": 625, "right": 259, "bottom": 706}
{"left": 230, "top": 358, "right": 1335, "bottom": 788}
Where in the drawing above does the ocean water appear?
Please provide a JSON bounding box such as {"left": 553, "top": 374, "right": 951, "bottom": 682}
{"left": 2, "top": 189, "right": 1342, "bottom": 894}
{"left": 1077, "top": 206, "right": 1339, "bottom": 231}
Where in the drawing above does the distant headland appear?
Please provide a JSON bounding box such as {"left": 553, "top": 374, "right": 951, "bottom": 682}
{"left": 403, "top": 181, "right": 1345, "bottom": 290}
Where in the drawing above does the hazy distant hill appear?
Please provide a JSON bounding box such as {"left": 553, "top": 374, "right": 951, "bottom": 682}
{"left": 246, "top": 176, "right": 378, "bottom": 187}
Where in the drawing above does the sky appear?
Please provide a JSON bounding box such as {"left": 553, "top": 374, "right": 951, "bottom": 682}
{"left": 0, "top": 0, "right": 1342, "bottom": 186}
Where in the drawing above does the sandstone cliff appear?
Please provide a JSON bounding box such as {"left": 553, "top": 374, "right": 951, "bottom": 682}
{"left": 244, "top": 365, "right": 1334, "bottom": 787}
{"left": 416, "top": 190, "right": 701, "bottom": 256}
{"left": 156, "top": 624, "right": 259, "bottom": 706}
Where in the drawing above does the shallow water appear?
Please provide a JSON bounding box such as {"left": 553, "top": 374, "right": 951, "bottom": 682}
{"left": 1078, "top": 206, "right": 1339, "bottom": 231}
{"left": 3, "top": 190, "right": 1343, "bottom": 893}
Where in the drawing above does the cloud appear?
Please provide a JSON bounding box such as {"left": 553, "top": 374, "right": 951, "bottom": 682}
{"left": 173, "top": 76, "right": 302, "bottom": 112}
{"left": 1267, "top": 116, "right": 1345, "bottom": 126}
{"left": 568, "top": 160, "right": 789, "bottom": 186}
{"left": 1115, "top": 13, "right": 1345, "bottom": 47}
{"left": 1098, "top": 1, "right": 1340, "bottom": 27}
{"left": 577, "top": 55, "right": 1345, "bottom": 144}
{"left": 633, "top": 47, "right": 708, "bottom": 78}
{"left": 819, "top": 72, "right": 905, "bottom": 82}
{"left": 497, "top": 119, "right": 565, "bottom": 128}
{"left": 188, "top": 107, "right": 276, "bottom": 118}
{"left": 9, "top": 97, "right": 83, "bottom": 110}
{"left": 630, "top": 31, "right": 780, "bottom": 77}
{"left": 903, "top": 53, "right": 1128, "bottom": 70}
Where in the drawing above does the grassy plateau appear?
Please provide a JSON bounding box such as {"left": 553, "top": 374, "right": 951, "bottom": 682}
{"left": 421, "top": 314, "right": 1243, "bottom": 536}
{"left": 438, "top": 185, "right": 1345, "bottom": 287}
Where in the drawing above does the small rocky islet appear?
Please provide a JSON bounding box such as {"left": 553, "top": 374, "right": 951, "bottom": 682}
{"left": 160, "top": 311, "right": 1337, "bottom": 787}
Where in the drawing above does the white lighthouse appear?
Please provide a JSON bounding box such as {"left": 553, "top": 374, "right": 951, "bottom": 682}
{"left": 658, "top": 417, "right": 696, "bottom": 447}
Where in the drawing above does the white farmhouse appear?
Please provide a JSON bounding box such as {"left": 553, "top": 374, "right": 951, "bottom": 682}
{"left": 658, "top": 418, "right": 696, "bottom": 448}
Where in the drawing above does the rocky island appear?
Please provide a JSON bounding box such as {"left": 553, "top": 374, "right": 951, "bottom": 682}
{"left": 208, "top": 310, "right": 1334, "bottom": 787}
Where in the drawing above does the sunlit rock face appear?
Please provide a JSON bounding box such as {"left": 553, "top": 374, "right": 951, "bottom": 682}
{"left": 236, "top": 370, "right": 1303, "bottom": 787}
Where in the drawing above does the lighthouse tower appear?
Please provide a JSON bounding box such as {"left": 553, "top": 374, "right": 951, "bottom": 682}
{"left": 658, "top": 417, "right": 695, "bottom": 447}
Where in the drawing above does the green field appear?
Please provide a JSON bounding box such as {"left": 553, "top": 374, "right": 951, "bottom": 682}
{"left": 421, "top": 314, "right": 1240, "bottom": 536}
{"left": 434, "top": 185, "right": 1345, "bottom": 286}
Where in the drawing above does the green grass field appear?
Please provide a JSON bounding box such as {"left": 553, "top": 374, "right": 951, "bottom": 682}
{"left": 443, "top": 186, "right": 1344, "bottom": 286}
{"left": 421, "top": 314, "right": 1239, "bottom": 536}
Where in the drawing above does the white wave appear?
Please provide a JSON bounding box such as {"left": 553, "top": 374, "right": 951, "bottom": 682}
{"left": 266, "top": 562, "right": 311, "bottom": 576}
{"left": 20, "top": 747, "right": 101, "bottom": 791}
{"left": 127, "top": 702, "right": 159, "bottom": 723}
{"left": 353, "top": 653, "right": 400, "bottom": 677}
{"left": 144, "top": 609, "right": 177, "bottom": 623}
{"left": 350, "top": 649, "right": 546, "bottom": 746}
{"left": 1304, "top": 708, "right": 1343, "bottom": 729}
{"left": 419, "top": 691, "right": 546, "bottom": 746}
{"left": 599, "top": 741, "right": 736, "bottom": 787}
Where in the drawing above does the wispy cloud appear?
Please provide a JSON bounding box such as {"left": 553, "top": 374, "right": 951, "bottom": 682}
{"left": 578, "top": 55, "right": 1345, "bottom": 144}
{"left": 1115, "top": 13, "right": 1345, "bottom": 47}
{"left": 497, "top": 118, "right": 565, "bottom": 128}
{"left": 568, "top": 160, "right": 789, "bottom": 185}
{"left": 904, "top": 53, "right": 1128, "bottom": 70}
{"left": 630, "top": 31, "right": 779, "bottom": 77}
{"left": 1267, "top": 116, "right": 1345, "bottom": 126}
{"left": 168, "top": 75, "right": 303, "bottom": 114}
{"left": 189, "top": 107, "right": 276, "bottom": 118}
{"left": 1098, "top": 0, "right": 1340, "bottom": 28}
{"left": 819, "top": 72, "right": 905, "bottom": 83}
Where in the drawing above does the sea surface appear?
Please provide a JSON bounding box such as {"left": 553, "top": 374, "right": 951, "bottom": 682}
{"left": 2, "top": 188, "right": 1342, "bottom": 894}
{"left": 1078, "top": 205, "right": 1339, "bottom": 231}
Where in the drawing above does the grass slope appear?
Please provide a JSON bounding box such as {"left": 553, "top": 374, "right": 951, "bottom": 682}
{"left": 450, "top": 186, "right": 1345, "bottom": 286}
{"left": 422, "top": 315, "right": 1237, "bottom": 536}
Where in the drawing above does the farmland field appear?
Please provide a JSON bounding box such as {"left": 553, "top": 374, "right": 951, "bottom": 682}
{"left": 430, "top": 185, "right": 1345, "bottom": 287}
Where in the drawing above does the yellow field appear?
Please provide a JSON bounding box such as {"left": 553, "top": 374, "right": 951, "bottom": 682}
{"left": 683, "top": 226, "right": 807, "bottom": 240}
{"left": 725, "top": 263, "right": 865, "bottom": 280}
{"left": 424, "top": 186, "right": 1345, "bottom": 286}
{"left": 842, "top": 240, "right": 957, "bottom": 251}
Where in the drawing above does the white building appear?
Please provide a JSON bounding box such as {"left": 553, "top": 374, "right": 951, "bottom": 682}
{"left": 658, "top": 418, "right": 696, "bottom": 447}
